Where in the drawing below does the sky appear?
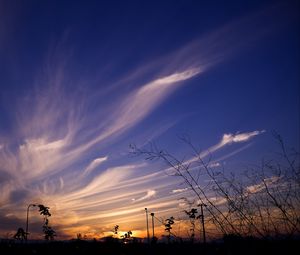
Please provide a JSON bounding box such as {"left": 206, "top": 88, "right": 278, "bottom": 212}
{"left": 0, "top": 0, "right": 299, "bottom": 240}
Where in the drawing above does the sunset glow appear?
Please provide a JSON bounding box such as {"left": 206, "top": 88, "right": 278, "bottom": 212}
{"left": 0, "top": 0, "right": 299, "bottom": 241}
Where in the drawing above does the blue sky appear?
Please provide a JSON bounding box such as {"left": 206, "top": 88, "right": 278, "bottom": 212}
{"left": 0, "top": 0, "right": 299, "bottom": 239}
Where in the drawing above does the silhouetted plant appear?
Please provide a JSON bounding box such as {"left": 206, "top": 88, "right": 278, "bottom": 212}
{"left": 114, "top": 225, "right": 119, "bottom": 235}
{"left": 14, "top": 227, "right": 26, "bottom": 241}
{"left": 131, "top": 133, "right": 300, "bottom": 239}
{"left": 43, "top": 225, "right": 56, "bottom": 240}
{"left": 131, "top": 142, "right": 238, "bottom": 235}
{"left": 38, "top": 204, "right": 51, "bottom": 217}
{"left": 184, "top": 208, "right": 199, "bottom": 242}
{"left": 37, "top": 204, "right": 56, "bottom": 240}
{"left": 122, "top": 230, "right": 133, "bottom": 243}
{"left": 126, "top": 230, "right": 132, "bottom": 238}
{"left": 164, "top": 216, "right": 175, "bottom": 243}
{"left": 25, "top": 203, "right": 55, "bottom": 240}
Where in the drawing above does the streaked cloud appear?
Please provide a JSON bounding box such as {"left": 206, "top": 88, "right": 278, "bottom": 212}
{"left": 82, "top": 156, "right": 108, "bottom": 177}
{"left": 220, "top": 130, "right": 266, "bottom": 145}
{"left": 133, "top": 190, "right": 156, "bottom": 202}
{"left": 170, "top": 130, "right": 266, "bottom": 171}
{"left": 199, "top": 130, "right": 266, "bottom": 159}
{"left": 0, "top": 1, "right": 283, "bottom": 239}
{"left": 246, "top": 176, "right": 281, "bottom": 194}
{"left": 208, "top": 162, "right": 221, "bottom": 168}
{"left": 171, "top": 188, "right": 188, "bottom": 194}
{"left": 75, "top": 68, "right": 202, "bottom": 153}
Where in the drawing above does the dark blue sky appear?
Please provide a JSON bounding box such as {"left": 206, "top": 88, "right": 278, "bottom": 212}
{"left": 0, "top": 0, "right": 299, "bottom": 239}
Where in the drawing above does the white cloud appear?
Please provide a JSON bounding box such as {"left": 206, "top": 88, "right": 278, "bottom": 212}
{"left": 134, "top": 190, "right": 156, "bottom": 202}
{"left": 82, "top": 156, "right": 108, "bottom": 176}
{"left": 152, "top": 68, "right": 201, "bottom": 85}
{"left": 0, "top": 0, "right": 285, "bottom": 237}
{"left": 60, "top": 164, "right": 139, "bottom": 201}
{"left": 201, "top": 130, "right": 266, "bottom": 158}
{"left": 114, "top": 68, "right": 201, "bottom": 128}
{"left": 17, "top": 137, "right": 68, "bottom": 179}
{"left": 179, "top": 130, "right": 266, "bottom": 167}
{"left": 220, "top": 130, "right": 266, "bottom": 146}
{"left": 171, "top": 188, "right": 188, "bottom": 193}
{"left": 208, "top": 162, "right": 221, "bottom": 168}
{"left": 246, "top": 176, "right": 280, "bottom": 194}
{"left": 65, "top": 68, "right": 202, "bottom": 160}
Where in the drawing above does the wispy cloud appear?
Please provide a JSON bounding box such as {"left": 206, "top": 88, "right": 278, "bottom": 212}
{"left": 171, "top": 188, "right": 188, "bottom": 194}
{"left": 246, "top": 176, "right": 281, "bottom": 194}
{"left": 73, "top": 68, "right": 202, "bottom": 153}
{"left": 200, "top": 130, "right": 266, "bottom": 158}
{"left": 0, "top": 1, "right": 286, "bottom": 238}
{"left": 82, "top": 156, "right": 108, "bottom": 177}
{"left": 133, "top": 190, "right": 156, "bottom": 202}
{"left": 57, "top": 164, "right": 140, "bottom": 202}
{"left": 165, "top": 130, "right": 266, "bottom": 171}
{"left": 208, "top": 162, "right": 221, "bottom": 168}
{"left": 220, "top": 131, "right": 266, "bottom": 145}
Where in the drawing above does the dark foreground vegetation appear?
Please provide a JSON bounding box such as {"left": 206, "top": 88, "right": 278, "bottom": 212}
{"left": 1, "top": 237, "right": 299, "bottom": 255}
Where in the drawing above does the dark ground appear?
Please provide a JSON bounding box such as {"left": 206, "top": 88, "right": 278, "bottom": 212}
{"left": 0, "top": 238, "right": 299, "bottom": 255}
